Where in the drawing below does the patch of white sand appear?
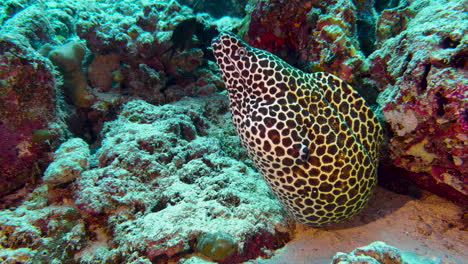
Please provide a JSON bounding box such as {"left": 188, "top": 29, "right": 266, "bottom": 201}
{"left": 253, "top": 187, "right": 466, "bottom": 264}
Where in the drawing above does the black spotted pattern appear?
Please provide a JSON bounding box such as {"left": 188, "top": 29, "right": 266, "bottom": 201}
{"left": 211, "top": 32, "right": 384, "bottom": 227}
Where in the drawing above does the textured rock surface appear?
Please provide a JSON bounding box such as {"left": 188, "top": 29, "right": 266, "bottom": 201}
{"left": 372, "top": 0, "right": 467, "bottom": 202}
{"left": 43, "top": 138, "right": 90, "bottom": 186}
{"left": 0, "top": 1, "right": 74, "bottom": 49}
{"left": 1, "top": 96, "right": 292, "bottom": 264}
{"left": 0, "top": 0, "right": 232, "bottom": 165}
{"left": 0, "top": 187, "right": 86, "bottom": 264}
{"left": 76, "top": 0, "right": 226, "bottom": 105}
{"left": 71, "top": 96, "right": 292, "bottom": 263}
{"left": 244, "top": 0, "right": 371, "bottom": 89}
{"left": 0, "top": 37, "right": 57, "bottom": 198}
{"left": 332, "top": 241, "right": 406, "bottom": 264}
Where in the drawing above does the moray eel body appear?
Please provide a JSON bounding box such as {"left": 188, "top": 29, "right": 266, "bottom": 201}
{"left": 211, "top": 32, "right": 384, "bottom": 227}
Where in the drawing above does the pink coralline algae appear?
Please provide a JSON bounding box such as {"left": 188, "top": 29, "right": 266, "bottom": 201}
{"left": 0, "top": 37, "right": 58, "bottom": 198}
{"left": 371, "top": 0, "right": 467, "bottom": 202}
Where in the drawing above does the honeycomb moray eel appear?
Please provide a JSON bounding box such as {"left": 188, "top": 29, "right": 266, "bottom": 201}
{"left": 211, "top": 32, "right": 384, "bottom": 227}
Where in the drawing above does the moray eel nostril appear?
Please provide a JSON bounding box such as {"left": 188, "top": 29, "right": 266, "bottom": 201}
{"left": 211, "top": 32, "right": 384, "bottom": 227}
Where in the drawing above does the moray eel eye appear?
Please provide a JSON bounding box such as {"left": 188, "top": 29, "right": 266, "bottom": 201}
{"left": 236, "top": 47, "right": 247, "bottom": 58}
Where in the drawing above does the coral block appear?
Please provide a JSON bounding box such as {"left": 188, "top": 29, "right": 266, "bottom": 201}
{"left": 0, "top": 38, "right": 57, "bottom": 198}
{"left": 373, "top": 0, "right": 467, "bottom": 202}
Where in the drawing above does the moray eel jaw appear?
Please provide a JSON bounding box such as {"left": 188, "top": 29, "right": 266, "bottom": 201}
{"left": 211, "top": 33, "right": 253, "bottom": 92}
{"left": 212, "top": 32, "right": 383, "bottom": 227}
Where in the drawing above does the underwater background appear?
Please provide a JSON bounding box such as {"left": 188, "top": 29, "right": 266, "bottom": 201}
{"left": 0, "top": 0, "right": 466, "bottom": 263}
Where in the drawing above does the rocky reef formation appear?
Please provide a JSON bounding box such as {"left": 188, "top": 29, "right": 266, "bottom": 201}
{"left": 332, "top": 241, "right": 406, "bottom": 264}
{"left": 0, "top": 196, "right": 86, "bottom": 263}
{"left": 372, "top": 0, "right": 467, "bottom": 202}
{"left": 243, "top": 0, "right": 373, "bottom": 93}
{"left": 0, "top": 0, "right": 232, "bottom": 198}
{"left": 72, "top": 96, "right": 292, "bottom": 263}
{"left": 0, "top": 37, "right": 58, "bottom": 198}
{"left": 0, "top": 0, "right": 88, "bottom": 198}
{"left": 242, "top": 0, "right": 467, "bottom": 203}
{"left": 0, "top": 96, "right": 292, "bottom": 264}
{"left": 75, "top": 0, "right": 226, "bottom": 105}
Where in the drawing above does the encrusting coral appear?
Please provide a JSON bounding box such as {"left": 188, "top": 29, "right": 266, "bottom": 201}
{"left": 43, "top": 138, "right": 90, "bottom": 186}
{"left": 70, "top": 96, "right": 292, "bottom": 263}
{"left": 332, "top": 241, "right": 406, "bottom": 264}
{"left": 372, "top": 0, "right": 467, "bottom": 202}
{"left": 0, "top": 37, "right": 58, "bottom": 198}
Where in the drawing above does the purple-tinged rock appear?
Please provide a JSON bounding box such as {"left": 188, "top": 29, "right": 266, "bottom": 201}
{"left": 372, "top": 0, "right": 467, "bottom": 202}
{"left": 0, "top": 37, "right": 58, "bottom": 198}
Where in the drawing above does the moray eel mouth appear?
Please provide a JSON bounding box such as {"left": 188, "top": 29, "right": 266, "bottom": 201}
{"left": 211, "top": 32, "right": 383, "bottom": 227}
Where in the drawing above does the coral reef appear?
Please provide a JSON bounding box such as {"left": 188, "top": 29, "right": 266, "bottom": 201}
{"left": 0, "top": 0, "right": 466, "bottom": 263}
{"left": 70, "top": 96, "right": 290, "bottom": 263}
{"left": 75, "top": 0, "right": 226, "bottom": 105}
{"left": 0, "top": 1, "right": 74, "bottom": 49}
{"left": 0, "top": 0, "right": 230, "bottom": 198}
{"left": 241, "top": 0, "right": 393, "bottom": 104}
{"left": 1, "top": 96, "right": 292, "bottom": 264}
{"left": 0, "top": 187, "right": 87, "bottom": 264}
{"left": 0, "top": 37, "right": 57, "bottom": 198}
{"left": 371, "top": 0, "right": 467, "bottom": 202}
{"left": 244, "top": 0, "right": 368, "bottom": 84}
{"left": 332, "top": 241, "right": 406, "bottom": 264}
{"left": 196, "top": 232, "right": 237, "bottom": 261}
{"left": 1, "top": 0, "right": 230, "bottom": 145}
{"left": 43, "top": 138, "right": 90, "bottom": 186}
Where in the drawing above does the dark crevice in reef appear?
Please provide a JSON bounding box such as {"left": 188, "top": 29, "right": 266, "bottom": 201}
{"left": 355, "top": 83, "right": 380, "bottom": 106}
{"left": 356, "top": 19, "right": 376, "bottom": 57}
{"left": 435, "top": 91, "right": 449, "bottom": 116}
{"left": 177, "top": 0, "right": 248, "bottom": 18}
{"left": 419, "top": 63, "right": 431, "bottom": 91}
{"left": 441, "top": 36, "right": 461, "bottom": 49}
{"left": 377, "top": 165, "right": 422, "bottom": 199}
{"left": 400, "top": 52, "right": 412, "bottom": 75}
{"left": 374, "top": 0, "right": 400, "bottom": 13}
{"left": 452, "top": 51, "right": 467, "bottom": 69}
{"left": 356, "top": 0, "right": 404, "bottom": 56}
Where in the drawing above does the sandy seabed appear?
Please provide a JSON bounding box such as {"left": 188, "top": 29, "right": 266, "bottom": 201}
{"left": 254, "top": 187, "right": 466, "bottom": 264}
